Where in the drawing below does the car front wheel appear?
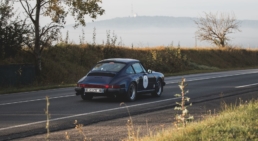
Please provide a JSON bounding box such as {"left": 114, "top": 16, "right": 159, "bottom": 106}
{"left": 125, "top": 83, "right": 137, "bottom": 101}
{"left": 152, "top": 79, "right": 163, "bottom": 97}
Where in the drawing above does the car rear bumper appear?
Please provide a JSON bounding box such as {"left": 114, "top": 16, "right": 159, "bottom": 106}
{"left": 75, "top": 87, "right": 126, "bottom": 96}
{"left": 75, "top": 87, "right": 84, "bottom": 95}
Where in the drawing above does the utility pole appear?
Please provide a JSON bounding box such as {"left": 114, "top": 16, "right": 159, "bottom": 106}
{"left": 131, "top": 3, "right": 134, "bottom": 17}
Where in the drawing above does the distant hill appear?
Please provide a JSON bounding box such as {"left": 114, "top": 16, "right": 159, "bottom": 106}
{"left": 86, "top": 16, "right": 197, "bottom": 29}
{"left": 66, "top": 16, "right": 258, "bottom": 29}
{"left": 64, "top": 16, "right": 258, "bottom": 47}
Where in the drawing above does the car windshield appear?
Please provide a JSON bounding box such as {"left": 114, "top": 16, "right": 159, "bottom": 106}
{"left": 92, "top": 62, "right": 126, "bottom": 72}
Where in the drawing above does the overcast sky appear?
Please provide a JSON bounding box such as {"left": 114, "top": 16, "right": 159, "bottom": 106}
{"left": 92, "top": 0, "right": 258, "bottom": 21}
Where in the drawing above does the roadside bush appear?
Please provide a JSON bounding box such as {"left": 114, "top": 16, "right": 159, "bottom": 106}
{"left": 181, "top": 48, "right": 258, "bottom": 69}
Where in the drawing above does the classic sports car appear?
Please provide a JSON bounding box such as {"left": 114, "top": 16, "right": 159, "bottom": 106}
{"left": 75, "top": 58, "right": 166, "bottom": 101}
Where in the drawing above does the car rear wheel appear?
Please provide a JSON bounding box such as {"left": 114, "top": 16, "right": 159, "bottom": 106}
{"left": 152, "top": 79, "right": 163, "bottom": 97}
{"left": 81, "top": 93, "right": 93, "bottom": 100}
{"left": 125, "top": 83, "right": 137, "bottom": 101}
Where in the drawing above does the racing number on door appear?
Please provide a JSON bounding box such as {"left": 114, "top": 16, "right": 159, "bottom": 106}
{"left": 143, "top": 75, "right": 148, "bottom": 89}
{"left": 132, "top": 63, "right": 149, "bottom": 90}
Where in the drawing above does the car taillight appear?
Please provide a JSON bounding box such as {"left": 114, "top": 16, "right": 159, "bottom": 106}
{"left": 78, "top": 84, "right": 85, "bottom": 87}
{"left": 78, "top": 84, "right": 120, "bottom": 89}
{"left": 107, "top": 85, "right": 120, "bottom": 88}
{"left": 104, "top": 85, "right": 120, "bottom": 88}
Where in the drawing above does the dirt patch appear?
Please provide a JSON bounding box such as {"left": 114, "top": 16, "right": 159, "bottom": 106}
{"left": 15, "top": 91, "right": 258, "bottom": 141}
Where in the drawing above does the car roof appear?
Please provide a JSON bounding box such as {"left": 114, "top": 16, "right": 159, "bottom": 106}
{"left": 99, "top": 58, "right": 139, "bottom": 63}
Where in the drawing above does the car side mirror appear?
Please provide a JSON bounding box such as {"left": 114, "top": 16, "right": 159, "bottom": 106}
{"left": 147, "top": 69, "right": 152, "bottom": 73}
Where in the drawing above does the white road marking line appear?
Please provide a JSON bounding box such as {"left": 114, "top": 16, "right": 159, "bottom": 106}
{"left": 0, "top": 95, "right": 74, "bottom": 106}
{"left": 165, "top": 71, "right": 258, "bottom": 85}
{"left": 0, "top": 97, "right": 178, "bottom": 131}
{"left": 235, "top": 83, "right": 258, "bottom": 88}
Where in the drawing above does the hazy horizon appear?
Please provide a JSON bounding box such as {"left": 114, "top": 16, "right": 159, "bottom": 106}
{"left": 62, "top": 16, "right": 258, "bottom": 48}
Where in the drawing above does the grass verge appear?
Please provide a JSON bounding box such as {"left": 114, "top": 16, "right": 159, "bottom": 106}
{"left": 135, "top": 99, "right": 258, "bottom": 141}
{"left": 0, "top": 84, "right": 76, "bottom": 95}
{"left": 164, "top": 67, "right": 258, "bottom": 76}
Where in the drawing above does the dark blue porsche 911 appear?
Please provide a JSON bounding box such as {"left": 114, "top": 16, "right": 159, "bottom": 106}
{"left": 75, "top": 58, "right": 166, "bottom": 101}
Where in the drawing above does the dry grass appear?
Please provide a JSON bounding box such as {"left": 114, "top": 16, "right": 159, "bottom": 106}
{"left": 131, "top": 99, "right": 258, "bottom": 141}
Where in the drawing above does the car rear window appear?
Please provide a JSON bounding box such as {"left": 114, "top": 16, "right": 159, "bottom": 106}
{"left": 92, "top": 62, "right": 126, "bottom": 72}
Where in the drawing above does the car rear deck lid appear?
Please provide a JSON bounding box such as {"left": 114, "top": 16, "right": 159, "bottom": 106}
{"left": 87, "top": 72, "right": 117, "bottom": 77}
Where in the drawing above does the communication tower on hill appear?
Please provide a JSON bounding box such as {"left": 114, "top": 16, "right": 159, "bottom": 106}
{"left": 131, "top": 3, "right": 138, "bottom": 17}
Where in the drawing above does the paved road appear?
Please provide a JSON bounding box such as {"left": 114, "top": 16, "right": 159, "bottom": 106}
{"left": 0, "top": 69, "right": 258, "bottom": 140}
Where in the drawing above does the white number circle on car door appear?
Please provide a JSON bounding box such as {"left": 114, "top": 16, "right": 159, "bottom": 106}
{"left": 143, "top": 75, "right": 148, "bottom": 89}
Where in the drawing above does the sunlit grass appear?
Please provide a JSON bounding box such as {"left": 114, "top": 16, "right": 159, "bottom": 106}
{"left": 131, "top": 99, "right": 258, "bottom": 141}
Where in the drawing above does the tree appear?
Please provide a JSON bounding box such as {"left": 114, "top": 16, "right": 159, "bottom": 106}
{"left": 16, "top": 0, "right": 105, "bottom": 76}
{"left": 0, "top": 0, "right": 30, "bottom": 59}
{"left": 195, "top": 12, "right": 241, "bottom": 47}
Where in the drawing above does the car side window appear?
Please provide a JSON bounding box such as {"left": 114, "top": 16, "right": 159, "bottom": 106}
{"left": 125, "top": 66, "right": 135, "bottom": 74}
{"left": 140, "top": 63, "right": 147, "bottom": 73}
{"left": 132, "top": 63, "right": 145, "bottom": 73}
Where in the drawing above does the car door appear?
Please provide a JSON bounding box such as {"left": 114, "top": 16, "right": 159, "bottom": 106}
{"left": 132, "top": 63, "right": 154, "bottom": 92}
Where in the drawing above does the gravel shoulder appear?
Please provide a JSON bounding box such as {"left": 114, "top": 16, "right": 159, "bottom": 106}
{"left": 14, "top": 91, "right": 258, "bottom": 141}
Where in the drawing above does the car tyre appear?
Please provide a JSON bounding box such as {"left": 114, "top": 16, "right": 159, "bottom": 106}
{"left": 125, "top": 83, "right": 137, "bottom": 101}
{"left": 152, "top": 79, "right": 163, "bottom": 97}
{"left": 81, "top": 93, "right": 93, "bottom": 100}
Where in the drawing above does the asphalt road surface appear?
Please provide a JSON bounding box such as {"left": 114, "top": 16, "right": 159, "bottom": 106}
{"left": 1, "top": 69, "right": 258, "bottom": 140}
